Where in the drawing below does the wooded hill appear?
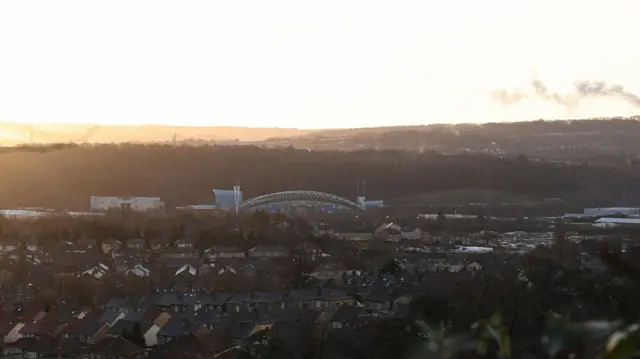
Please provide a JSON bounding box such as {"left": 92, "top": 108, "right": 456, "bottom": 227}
{"left": 0, "top": 144, "right": 635, "bottom": 211}
{"left": 259, "top": 117, "right": 640, "bottom": 163}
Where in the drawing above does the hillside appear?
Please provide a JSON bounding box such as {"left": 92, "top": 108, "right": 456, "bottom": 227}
{"left": 256, "top": 117, "right": 640, "bottom": 163}
{"left": 6, "top": 118, "right": 640, "bottom": 164}
{"left": 0, "top": 144, "right": 635, "bottom": 211}
{"left": 0, "top": 122, "right": 315, "bottom": 145}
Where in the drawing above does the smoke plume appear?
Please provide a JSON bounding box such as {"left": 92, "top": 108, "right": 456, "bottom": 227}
{"left": 492, "top": 80, "right": 640, "bottom": 108}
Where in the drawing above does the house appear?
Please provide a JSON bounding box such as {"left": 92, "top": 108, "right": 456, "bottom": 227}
{"left": 107, "top": 319, "right": 140, "bottom": 339}
{"left": 160, "top": 247, "right": 199, "bottom": 259}
{"left": 126, "top": 264, "right": 151, "bottom": 278}
{"left": 284, "top": 287, "right": 354, "bottom": 312}
{"left": 126, "top": 238, "right": 146, "bottom": 249}
{"left": 205, "top": 246, "right": 246, "bottom": 260}
{"left": 361, "top": 284, "right": 393, "bottom": 313}
{"left": 5, "top": 247, "right": 39, "bottom": 262}
{"left": 18, "top": 309, "right": 72, "bottom": 339}
{"left": 226, "top": 291, "right": 284, "bottom": 313}
{"left": 79, "top": 263, "right": 110, "bottom": 281}
{"left": 330, "top": 305, "right": 367, "bottom": 329}
{"left": 239, "top": 259, "right": 285, "bottom": 278}
{"left": 54, "top": 263, "right": 81, "bottom": 278}
{"left": 3, "top": 309, "right": 47, "bottom": 344}
{"left": 114, "top": 257, "right": 136, "bottom": 274}
{"left": 380, "top": 230, "right": 403, "bottom": 243}
{"left": 295, "top": 242, "right": 324, "bottom": 256}
{"left": 104, "top": 297, "right": 135, "bottom": 313}
{"left": 147, "top": 332, "right": 219, "bottom": 358}
{"left": 401, "top": 228, "right": 423, "bottom": 240}
{"left": 96, "top": 310, "right": 127, "bottom": 327}
{"left": 0, "top": 313, "right": 21, "bottom": 343}
{"left": 102, "top": 239, "right": 121, "bottom": 253}
{"left": 60, "top": 311, "right": 100, "bottom": 342}
{"left": 157, "top": 258, "right": 203, "bottom": 277}
{"left": 175, "top": 236, "right": 198, "bottom": 249}
{"left": 309, "top": 262, "right": 345, "bottom": 281}
{"left": 142, "top": 310, "right": 172, "bottom": 347}
{"left": 176, "top": 264, "right": 199, "bottom": 277}
{"left": 149, "top": 236, "right": 171, "bottom": 251}
{"left": 337, "top": 233, "right": 373, "bottom": 242}
{"left": 156, "top": 318, "right": 210, "bottom": 344}
{"left": 375, "top": 223, "right": 423, "bottom": 241}
{"left": 77, "top": 237, "right": 98, "bottom": 249}
{"left": 12, "top": 336, "right": 84, "bottom": 358}
{"left": 248, "top": 245, "right": 290, "bottom": 259}
{"left": 314, "top": 228, "right": 335, "bottom": 237}
{"left": 69, "top": 320, "right": 110, "bottom": 344}
{"left": 18, "top": 317, "right": 61, "bottom": 339}
{"left": 154, "top": 291, "right": 215, "bottom": 312}
{"left": 26, "top": 237, "right": 39, "bottom": 252}
{"left": 0, "top": 239, "right": 20, "bottom": 253}
{"left": 85, "top": 337, "right": 144, "bottom": 358}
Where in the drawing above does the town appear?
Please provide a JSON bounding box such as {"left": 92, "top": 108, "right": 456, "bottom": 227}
{"left": 0, "top": 189, "right": 637, "bottom": 358}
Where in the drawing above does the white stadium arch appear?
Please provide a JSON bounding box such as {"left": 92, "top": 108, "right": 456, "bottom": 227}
{"left": 238, "top": 190, "right": 365, "bottom": 212}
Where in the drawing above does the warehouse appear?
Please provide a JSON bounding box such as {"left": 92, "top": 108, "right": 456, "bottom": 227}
{"left": 90, "top": 196, "right": 165, "bottom": 212}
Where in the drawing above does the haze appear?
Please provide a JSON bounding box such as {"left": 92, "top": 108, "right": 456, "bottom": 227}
{"left": 1, "top": 0, "right": 639, "bottom": 130}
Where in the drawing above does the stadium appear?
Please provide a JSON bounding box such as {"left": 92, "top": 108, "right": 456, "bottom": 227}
{"left": 212, "top": 188, "right": 383, "bottom": 214}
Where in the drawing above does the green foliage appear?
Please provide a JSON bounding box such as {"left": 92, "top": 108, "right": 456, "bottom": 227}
{"left": 402, "top": 313, "right": 640, "bottom": 359}
{"left": 471, "top": 312, "right": 512, "bottom": 358}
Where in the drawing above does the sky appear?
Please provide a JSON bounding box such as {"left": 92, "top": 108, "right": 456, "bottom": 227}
{"left": 0, "top": 0, "right": 639, "bottom": 129}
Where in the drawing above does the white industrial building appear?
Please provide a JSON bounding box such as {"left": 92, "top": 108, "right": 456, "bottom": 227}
{"left": 583, "top": 207, "right": 640, "bottom": 217}
{"left": 90, "top": 196, "right": 165, "bottom": 212}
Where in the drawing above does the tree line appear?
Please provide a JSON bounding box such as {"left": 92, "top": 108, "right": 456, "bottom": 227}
{"left": 0, "top": 143, "right": 636, "bottom": 210}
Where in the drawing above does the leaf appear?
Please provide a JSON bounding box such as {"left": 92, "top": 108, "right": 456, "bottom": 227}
{"left": 415, "top": 320, "right": 433, "bottom": 335}
{"left": 486, "top": 326, "right": 501, "bottom": 342}
{"left": 499, "top": 329, "right": 512, "bottom": 357}
{"left": 489, "top": 312, "right": 502, "bottom": 327}
{"left": 442, "top": 333, "right": 478, "bottom": 355}
{"left": 604, "top": 333, "right": 636, "bottom": 359}
{"left": 603, "top": 325, "right": 640, "bottom": 359}
{"left": 476, "top": 340, "right": 488, "bottom": 356}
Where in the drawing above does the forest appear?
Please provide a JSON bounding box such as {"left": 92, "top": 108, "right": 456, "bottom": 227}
{"left": 269, "top": 118, "right": 640, "bottom": 163}
{"left": 0, "top": 143, "right": 636, "bottom": 210}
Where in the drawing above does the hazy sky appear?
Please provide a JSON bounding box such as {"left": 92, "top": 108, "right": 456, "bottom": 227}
{"left": 1, "top": 1, "right": 639, "bottom": 129}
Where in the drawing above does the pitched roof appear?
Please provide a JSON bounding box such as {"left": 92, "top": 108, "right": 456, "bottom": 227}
{"left": 86, "top": 337, "right": 143, "bottom": 356}
{"left": 104, "top": 297, "right": 133, "bottom": 309}
{"left": 228, "top": 291, "right": 283, "bottom": 304}
{"left": 147, "top": 333, "right": 217, "bottom": 358}
{"left": 77, "top": 321, "right": 108, "bottom": 338}
{"left": 157, "top": 317, "right": 205, "bottom": 338}
{"left": 363, "top": 283, "right": 393, "bottom": 303}
{"left": 96, "top": 310, "right": 123, "bottom": 324}
{"left": 0, "top": 313, "right": 19, "bottom": 336}
{"left": 190, "top": 309, "right": 230, "bottom": 326}
{"left": 331, "top": 305, "right": 366, "bottom": 325}
{"left": 107, "top": 319, "right": 137, "bottom": 335}
{"left": 208, "top": 246, "right": 244, "bottom": 253}
{"left": 62, "top": 312, "right": 98, "bottom": 336}
{"left": 249, "top": 245, "right": 289, "bottom": 253}
{"left": 210, "top": 292, "right": 233, "bottom": 306}
{"left": 175, "top": 236, "right": 198, "bottom": 245}
{"left": 19, "top": 312, "right": 64, "bottom": 337}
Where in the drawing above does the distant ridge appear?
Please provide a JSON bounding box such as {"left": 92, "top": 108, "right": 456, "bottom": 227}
{"left": 0, "top": 122, "right": 317, "bottom": 145}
